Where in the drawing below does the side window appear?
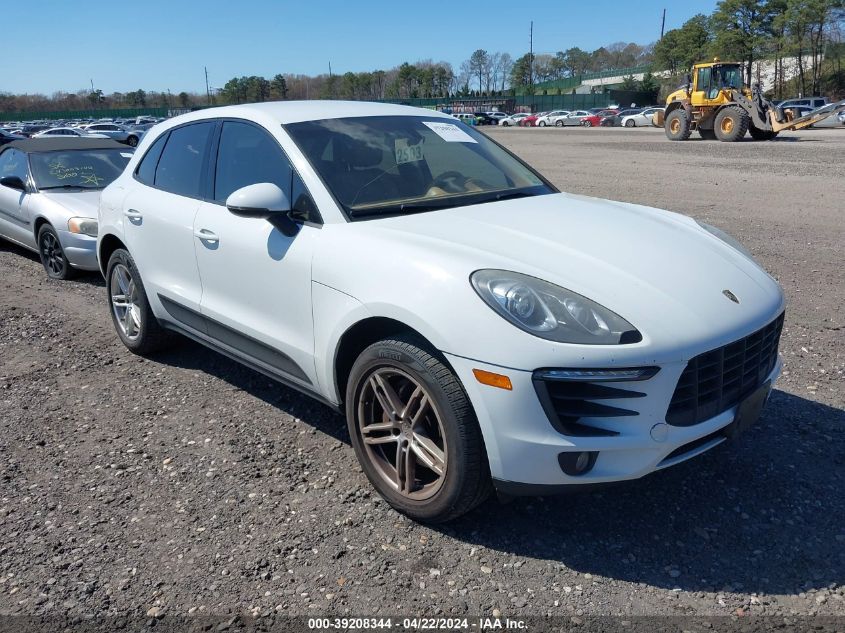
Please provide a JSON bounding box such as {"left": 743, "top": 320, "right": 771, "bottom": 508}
{"left": 154, "top": 122, "right": 215, "bottom": 198}
{"left": 0, "top": 149, "right": 29, "bottom": 182}
{"left": 213, "top": 121, "right": 292, "bottom": 203}
{"left": 135, "top": 132, "right": 168, "bottom": 186}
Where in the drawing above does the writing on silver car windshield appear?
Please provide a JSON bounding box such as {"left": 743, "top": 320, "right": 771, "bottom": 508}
{"left": 285, "top": 116, "right": 554, "bottom": 218}
{"left": 30, "top": 149, "right": 132, "bottom": 190}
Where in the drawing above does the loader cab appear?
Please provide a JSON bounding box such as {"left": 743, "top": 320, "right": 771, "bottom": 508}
{"left": 692, "top": 63, "right": 743, "bottom": 106}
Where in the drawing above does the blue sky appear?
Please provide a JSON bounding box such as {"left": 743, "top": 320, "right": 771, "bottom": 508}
{"left": 1, "top": 0, "right": 718, "bottom": 95}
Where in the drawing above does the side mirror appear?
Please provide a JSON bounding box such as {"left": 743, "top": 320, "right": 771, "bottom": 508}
{"left": 0, "top": 175, "right": 26, "bottom": 192}
{"left": 226, "top": 182, "right": 299, "bottom": 237}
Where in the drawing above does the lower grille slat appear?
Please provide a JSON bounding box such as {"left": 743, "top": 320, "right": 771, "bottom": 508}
{"left": 666, "top": 313, "right": 784, "bottom": 427}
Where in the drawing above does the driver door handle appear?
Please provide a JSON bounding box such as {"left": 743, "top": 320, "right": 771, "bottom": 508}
{"left": 194, "top": 228, "right": 219, "bottom": 243}
{"left": 124, "top": 209, "right": 143, "bottom": 221}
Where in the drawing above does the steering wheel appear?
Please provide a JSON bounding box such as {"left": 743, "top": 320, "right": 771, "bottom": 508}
{"left": 430, "top": 171, "right": 469, "bottom": 193}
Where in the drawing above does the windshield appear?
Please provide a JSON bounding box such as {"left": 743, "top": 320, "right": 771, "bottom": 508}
{"left": 285, "top": 116, "right": 553, "bottom": 218}
{"left": 715, "top": 65, "right": 743, "bottom": 89}
{"left": 30, "top": 148, "right": 132, "bottom": 190}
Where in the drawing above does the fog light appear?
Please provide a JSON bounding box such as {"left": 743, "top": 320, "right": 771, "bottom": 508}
{"left": 558, "top": 451, "right": 598, "bottom": 476}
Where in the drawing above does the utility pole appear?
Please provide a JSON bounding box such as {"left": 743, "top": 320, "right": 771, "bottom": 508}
{"left": 660, "top": 9, "right": 666, "bottom": 39}
{"left": 529, "top": 21, "right": 534, "bottom": 96}
{"left": 328, "top": 61, "right": 333, "bottom": 99}
{"left": 205, "top": 66, "right": 211, "bottom": 105}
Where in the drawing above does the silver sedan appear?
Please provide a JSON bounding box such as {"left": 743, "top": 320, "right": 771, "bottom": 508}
{"left": 84, "top": 123, "right": 146, "bottom": 147}
{"left": 0, "top": 138, "right": 132, "bottom": 279}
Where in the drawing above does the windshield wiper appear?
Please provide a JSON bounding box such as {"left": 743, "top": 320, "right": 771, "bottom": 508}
{"left": 38, "top": 184, "right": 100, "bottom": 191}
{"left": 348, "top": 189, "right": 545, "bottom": 219}
{"left": 487, "top": 191, "right": 541, "bottom": 202}
{"left": 349, "top": 198, "right": 464, "bottom": 218}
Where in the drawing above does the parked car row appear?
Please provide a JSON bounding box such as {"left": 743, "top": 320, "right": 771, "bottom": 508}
{"left": 0, "top": 115, "right": 165, "bottom": 147}
{"left": 497, "top": 106, "right": 666, "bottom": 129}
{"left": 0, "top": 102, "right": 787, "bottom": 523}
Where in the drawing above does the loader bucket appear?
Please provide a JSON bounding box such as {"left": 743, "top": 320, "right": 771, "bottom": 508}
{"left": 771, "top": 99, "right": 845, "bottom": 133}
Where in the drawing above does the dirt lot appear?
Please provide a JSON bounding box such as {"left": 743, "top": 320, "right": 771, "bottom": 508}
{"left": 1, "top": 127, "right": 843, "bottom": 629}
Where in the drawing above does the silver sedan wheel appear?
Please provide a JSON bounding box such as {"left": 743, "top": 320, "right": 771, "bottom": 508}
{"left": 357, "top": 367, "right": 448, "bottom": 501}
{"left": 110, "top": 263, "right": 142, "bottom": 340}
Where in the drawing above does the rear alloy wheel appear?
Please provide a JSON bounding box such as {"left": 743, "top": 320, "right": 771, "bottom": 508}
{"left": 346, "top": 336, "right": 491, "bottom": 523}
{"left": 538, "top": 121, "right": 546, "bottom": 127}
{"left": 126, "top": 135, "right": 139, "bottom": 147}
{"left": 555, "top": 120, "right": 563, "bottom": 127}
{"left": 106, "top": 248, "right": 173, "bottom": 355}
{"left": 714, "top": 106, "right": 750, "bottom": 142}
{"left": 625, "top": 119, "right": 636, "bottom": 128}
{"left": 38, "top": 224, "right": 76, "bottom": 280}
{"left": 583, "top": 120, "right": 593, "bottom": 127}
{"left": 665, "top": 109, "right": 692, "bottom": 141}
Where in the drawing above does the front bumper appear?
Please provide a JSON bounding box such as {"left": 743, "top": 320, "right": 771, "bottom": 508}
{"left": 57, "top": 229, "right": 99, "bottom": 271}
{"left": 443, "top": 351, "right": 782, "bottom": 493}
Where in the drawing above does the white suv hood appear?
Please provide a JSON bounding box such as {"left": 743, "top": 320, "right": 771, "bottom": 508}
{"left": 321, "top": 192, "right": 784, "bottom": 362}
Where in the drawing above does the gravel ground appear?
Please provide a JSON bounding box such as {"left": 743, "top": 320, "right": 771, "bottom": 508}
{"left": 0, "top": 126, "right": 843, "bottom": 629}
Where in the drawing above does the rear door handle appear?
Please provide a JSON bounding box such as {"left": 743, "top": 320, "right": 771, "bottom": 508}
{"left": 194, "top": 228, "right": 219, "bottom": 243}
{"left": 124, "top": 209, "right": 143, "bottom": 221}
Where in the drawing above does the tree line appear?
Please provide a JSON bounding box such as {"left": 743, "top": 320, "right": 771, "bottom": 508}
{"left": 654, "top": 0, "right": 844, "bottom": 97}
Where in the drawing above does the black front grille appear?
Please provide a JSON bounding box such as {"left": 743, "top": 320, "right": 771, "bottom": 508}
{"left": 534, "top": 378, "right": 647, "bottom": 437}
{"left": 666, "top": 312, "right": 784, "bottom": 427}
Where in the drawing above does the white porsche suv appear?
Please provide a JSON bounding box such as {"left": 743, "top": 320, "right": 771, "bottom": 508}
{"left": 97, "top": 102, "right": 785, "bottom": 522}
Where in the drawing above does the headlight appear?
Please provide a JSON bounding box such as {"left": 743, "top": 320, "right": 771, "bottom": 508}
{"left": 67, "top": 217, "right": 98, "bottom": 237}
{"left": 696, "top": 221, "right": 754, "bottom": 260}
{"left": 470, "top": 270, "right": 640, "bottom": 345}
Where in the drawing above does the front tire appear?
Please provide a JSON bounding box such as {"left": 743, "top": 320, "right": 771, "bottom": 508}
{"left": 714, "top": 106, "right": 750, "bottom": 142}
{"left": 749, "top": 125, "right": 778, "bottom": 141}
{"left": 538, "top": 121, "right": 546, "bottom": 127}
{"left": 665, "top": 109, "right": 692, "bottom": 141}
{"left": 346, "top": 335, "right": 491, "bottom": 523}
{"left": 106, "top": 248, "right": 173, "bottom": 355}
{"left": 555, "top": 120, "right": 563, "bottom": 127}
{"left": 38, "top": 224, "right": 76, "bottom": 280}
{"left": 126, "top": 135, "right": 139, "bottom": 147}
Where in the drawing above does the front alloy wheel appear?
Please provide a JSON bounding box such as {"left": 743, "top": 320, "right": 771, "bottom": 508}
{"left": 38, "top": 224, "right": 75, "bottom": 280}
{"left": 357, "top": 367, "right": 447, "bottom": 500}
{"left": 346, "top": 336, "right": 491, "bottom": 522}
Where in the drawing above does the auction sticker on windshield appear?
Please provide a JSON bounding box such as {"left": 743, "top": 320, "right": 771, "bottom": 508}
{"left": 423, "top": 121, "right": 477, "bottom": 143}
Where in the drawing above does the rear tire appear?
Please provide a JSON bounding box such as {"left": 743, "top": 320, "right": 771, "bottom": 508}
{"left": 126, "top": 135, "right": 139, "bottom": 147}
{"left": 555, "top": 120, "right": 563, "bottom": 127}
{"left": 538, "top": 121, "right": 546, "bottom": 127}
{"left": 346, "top": 335, "right": 491, "bottom": 523}
{"left": 665, "top": 109, "right": 692, "bottom": 141}
{"left": 714, "top": 106, "right": 750, "bottom": 142}
{"left": 106, "top": 248, "right": 173, "bottom": 356}
{"left": 583, "top": 120, "right": 593, "bottom": 127}
{"left": 625, "top": 119, "right": 636, "bottom": 128}
{"left": 698, "top": 128, "right": 717, "bottom": 140}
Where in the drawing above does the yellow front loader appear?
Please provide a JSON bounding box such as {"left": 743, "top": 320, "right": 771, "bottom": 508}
{"left": 653, "top": 59, "right": 845, "bottom": 141}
